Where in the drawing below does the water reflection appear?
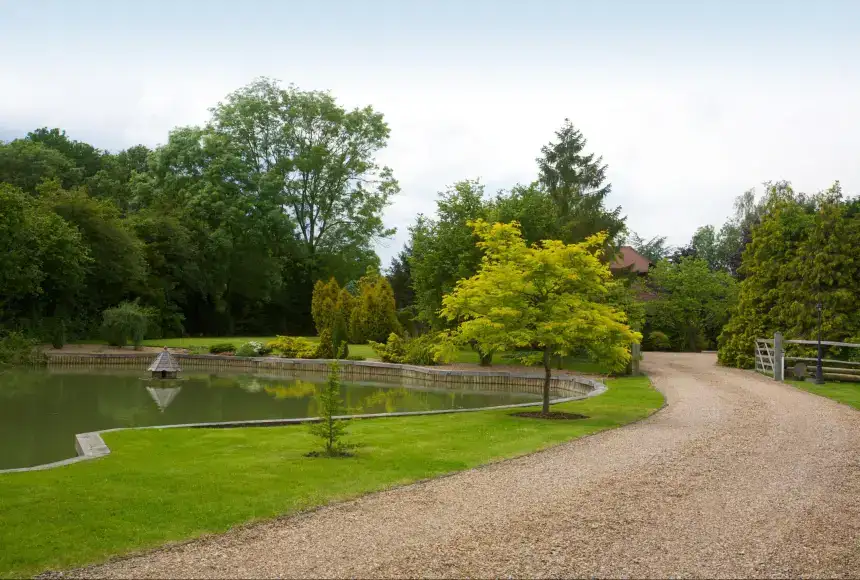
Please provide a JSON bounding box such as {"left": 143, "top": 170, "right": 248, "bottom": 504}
{"left": 146, "top": 385, "right": 182, "bottom": 412}
{"left": 0, "top": 368, "right": 540, "bottom": 469}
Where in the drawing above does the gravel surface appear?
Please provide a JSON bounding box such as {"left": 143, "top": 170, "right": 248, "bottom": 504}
{"left": 63, "top": 353, "right": 860, "bottom": 579}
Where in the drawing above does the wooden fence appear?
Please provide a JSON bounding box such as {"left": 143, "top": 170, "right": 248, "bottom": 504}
{"left": 754, "top": 332, "right": 860, "bottom": 381}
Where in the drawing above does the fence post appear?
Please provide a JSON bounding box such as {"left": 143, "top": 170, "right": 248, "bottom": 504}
{"left": 773, "top": 332, "right": 784, "bottom": 381}
{"left": 630, "top": 343, "right": 641, "bottom": 376}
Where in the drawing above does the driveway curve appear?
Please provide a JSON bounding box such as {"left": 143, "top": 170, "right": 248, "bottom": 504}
{"left": 68, "top": 353, "right": 860, "bottom": 578}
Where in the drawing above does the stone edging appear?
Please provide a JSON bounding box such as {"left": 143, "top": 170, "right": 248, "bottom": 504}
{"left": 1, "top": 355, "right": 608, "bottom": 474}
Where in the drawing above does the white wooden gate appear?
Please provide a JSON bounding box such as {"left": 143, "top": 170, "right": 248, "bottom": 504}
{"left": 754, "top": 338, "right": 775, "bottom": 376}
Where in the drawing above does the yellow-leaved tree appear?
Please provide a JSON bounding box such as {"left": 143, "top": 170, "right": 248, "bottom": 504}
{"left": 441, "top": 220, "right": 641, "bottom": 413}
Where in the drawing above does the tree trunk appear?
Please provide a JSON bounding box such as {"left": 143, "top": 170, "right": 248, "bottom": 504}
{"left": 543, "top": 347, "right": 552, "bottom": 414}
{"left": 479, "top": 350, "right": 493, "bottom": 366}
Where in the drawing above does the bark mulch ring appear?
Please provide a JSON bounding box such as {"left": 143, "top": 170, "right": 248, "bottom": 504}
{"left": 510, "top": 411, "right": 589, "bottom": 420}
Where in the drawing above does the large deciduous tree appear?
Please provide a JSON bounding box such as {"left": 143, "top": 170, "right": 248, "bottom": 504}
{"left": 409, "top": 179, "right": 489, "bottom": 327}
{"left": 0, "top": 183, "right": 90, "bottom": 328}
{"left": 209, "top": 77, "right": 398, "bottom": 259}
{"left": 441, "top": 220, "right": 640, "bottom": 412}
{"left": 646, "top": 257, "right": 738, "bottom": 351}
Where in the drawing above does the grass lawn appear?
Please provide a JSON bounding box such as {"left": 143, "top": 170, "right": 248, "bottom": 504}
{"left": 0, "top": 376, "right": 661, "bottom": 577}
{"left": 786, "top": 380, "right": 860, "bottom": 410}
{"left": 136, "top": 336, "right": 613, "bottom": 374}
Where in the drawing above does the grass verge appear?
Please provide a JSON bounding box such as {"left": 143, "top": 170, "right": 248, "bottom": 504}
{"left": 786, "top": 380, "right": 860, "bottom": 410}
{"left": 0, "top": 376, "right": 661, "bottom": 577}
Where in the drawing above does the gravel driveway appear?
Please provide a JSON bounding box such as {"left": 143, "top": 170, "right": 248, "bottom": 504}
{"left": 66, "top": 353, "right": 860, "bottom": 578}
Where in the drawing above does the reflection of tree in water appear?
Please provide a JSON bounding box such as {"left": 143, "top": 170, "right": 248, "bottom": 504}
{"left": 351, "top": 388, "right": 433, "bottom": 414}
{"left": 264, "top": 379, "right": 318, "bottom": 400}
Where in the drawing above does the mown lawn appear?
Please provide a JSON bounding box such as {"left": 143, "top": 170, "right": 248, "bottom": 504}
{"left": 787, "top": 380, "right": 860, "bottom": 410}
{"left": 0, "top": 376, "right": 661, "bottom": 577}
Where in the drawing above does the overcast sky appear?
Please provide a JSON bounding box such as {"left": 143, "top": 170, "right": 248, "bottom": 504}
{"left": 2, "top": 0, "right": 859, "bottom": 264}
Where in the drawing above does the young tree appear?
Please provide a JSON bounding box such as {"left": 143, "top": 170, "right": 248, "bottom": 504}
{"left": 308, "top": 362, "right": 350, "bottom": 457}
{"left": 441, "top": 220, "right": 640, "bottom": 413}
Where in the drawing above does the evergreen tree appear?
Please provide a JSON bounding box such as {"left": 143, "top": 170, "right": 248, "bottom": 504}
{"left": 349, "top": 268, "right": 400, "bottom": 343}
{"left": 718, "top": 183, "right": 860, "bottom": 367}
{"left": 308, "top": 362, "right": 350, "bottom": 457}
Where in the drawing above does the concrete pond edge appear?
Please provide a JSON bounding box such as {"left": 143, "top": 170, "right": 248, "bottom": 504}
{"left": 1, "top": 354, "right": 608, "bottom": 474}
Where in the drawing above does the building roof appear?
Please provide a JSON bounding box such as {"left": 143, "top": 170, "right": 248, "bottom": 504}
{"left": 148, "top": 347, "right": 182, "bottom": 373}
{"left": 610, "top": 246, "right": 652, "bottom": 274}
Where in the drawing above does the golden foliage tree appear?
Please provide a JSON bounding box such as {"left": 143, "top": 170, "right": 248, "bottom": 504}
{"left": 441, "top": 220, "right": 640, "bottom": 412}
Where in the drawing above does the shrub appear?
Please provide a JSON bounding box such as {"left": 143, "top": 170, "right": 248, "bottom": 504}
{"left": 315, "top": 329, "right": 335, "bottom": 359}
{"left": 369, "top": 332, "right": 454, "bottom": 365}
{"left": 235, "top": 341, "right": 265, "bottom": 357}
{"left": 208, "top": 342, "right": 236, "bottom": 354}
{"left": 0, "top": 331, "right": 46, "bottom": 367}
{"left": 349, "top": 268, "right": 400, "bottom": 343}
{"left": 646, "top": 330, "right": 672, "bottom": 351}
{"left": 369, "top": 333, "right": 406, "bottom": 363}
{"left": 312, "top": 278, "right": 355, "bottom": 354}
{"left": 267, "top": 336, "right": 320, "bottom": 359}
{"left": 41, "top": 317, "right": 67, "bottom": 349}
{"left": 100, "top": 301, "right": 154, "bottom": 349}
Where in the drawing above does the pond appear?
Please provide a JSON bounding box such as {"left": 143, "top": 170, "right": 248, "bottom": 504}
{"left": 0, "top": 368, "right": 540, "bottom": 470}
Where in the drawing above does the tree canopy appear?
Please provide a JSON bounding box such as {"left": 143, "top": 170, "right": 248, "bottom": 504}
{"left": 646, "top": 257, "right": 738, "bottom": 352}
{"left": 0, "top": 78, "right": 396, "bottom": 340}
{"left": 441, "top": 220, "right": 639, "bottom": 412}
{"left": 718, "top": 183, "right": 860, "bottom": 367}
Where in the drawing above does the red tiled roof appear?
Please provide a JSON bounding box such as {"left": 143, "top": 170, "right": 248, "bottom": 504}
{"left": 610, "top": 246, "right": 652, "bottom": 274}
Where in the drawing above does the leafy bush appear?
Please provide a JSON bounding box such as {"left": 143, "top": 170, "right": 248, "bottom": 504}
{"left": 235, "top": 341, "right": 265, "bottom": 357}
{"left": 267, "top": 336, "right": 320, "bottom": 359}
{"left": 0, "top": 331, "right": 46, "bottom": 367}
{"left": 645, "top": 330, "right": 672, "bottom": 352}
{"left": 369, "top": 333, "right": 406, "bottom": 363}
{"left": 100, "top": 301, "right": 154, "bottom": 348}
{"left": 369, "top": 332, "right": 454, "bottom": 365}
{"left": 315, "top": 329, "right": 335, "bottom": 359}
{"left": 208, "top": 342, "right": 236, "bottom": 354}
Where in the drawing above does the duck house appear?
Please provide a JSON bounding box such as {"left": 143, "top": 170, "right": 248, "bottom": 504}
{"left": 148, "top": 347, "right": 181, "bottom": 379}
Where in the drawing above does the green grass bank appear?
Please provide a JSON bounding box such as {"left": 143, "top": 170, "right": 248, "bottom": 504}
{"left": 0, "top": 376, "right": 661, "bottom": 577}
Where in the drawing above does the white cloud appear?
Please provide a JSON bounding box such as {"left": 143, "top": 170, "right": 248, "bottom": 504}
{"left": 2, "top": 56, "right": 858, "bottom": 266}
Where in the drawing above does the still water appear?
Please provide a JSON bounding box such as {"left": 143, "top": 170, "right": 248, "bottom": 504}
{"left": 0, "top": 368, "right": 539, "bottom": 470}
